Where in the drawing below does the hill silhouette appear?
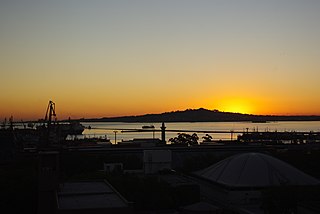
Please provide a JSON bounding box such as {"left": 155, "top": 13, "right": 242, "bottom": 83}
{"left": 81, "top": 108, "right": 320, "bottom": 123}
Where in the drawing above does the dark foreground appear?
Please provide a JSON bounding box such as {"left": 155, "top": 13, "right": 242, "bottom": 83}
{"left": 1, "top": 145, "right": 320, "bottom": 214}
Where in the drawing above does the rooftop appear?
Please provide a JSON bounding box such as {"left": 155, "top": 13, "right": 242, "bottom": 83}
{"left": 57, "top": 181, "right": 130, "bottom": 210}
{"left": 195, "top": 152, "right": 320, "bottom": 189}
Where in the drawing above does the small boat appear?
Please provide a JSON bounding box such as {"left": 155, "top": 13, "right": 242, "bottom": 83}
{"left": 142, "top": 125, "right": 155, "bottom": 129}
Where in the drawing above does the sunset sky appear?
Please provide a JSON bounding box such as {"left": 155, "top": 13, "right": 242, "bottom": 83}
{"left": 1, "top": 0, "right": 320, "bottom": 120}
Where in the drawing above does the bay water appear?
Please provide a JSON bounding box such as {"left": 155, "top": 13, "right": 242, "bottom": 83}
{"left": 79, "top": 121, "right": 320, "bottom": 144}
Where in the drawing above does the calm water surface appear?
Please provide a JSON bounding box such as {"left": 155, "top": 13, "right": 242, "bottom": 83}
{"left": 79, "top": 121, "right": 320, "bottom": 144}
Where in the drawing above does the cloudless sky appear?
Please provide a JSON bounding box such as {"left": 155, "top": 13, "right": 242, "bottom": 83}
{"left": 1, "top": 0, "right": 320, "bottom": 120}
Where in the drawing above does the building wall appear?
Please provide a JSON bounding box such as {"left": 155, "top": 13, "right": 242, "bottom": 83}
{"left": 143, "top": 150, "right": 172, "bottom": 174}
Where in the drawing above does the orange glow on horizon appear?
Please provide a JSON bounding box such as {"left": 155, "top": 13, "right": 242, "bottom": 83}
{"left": 2, "top": 106, "right": 320, "bottom": 121}
{"left": 202, "top": 94, "right": 260, "bottom": 115}
{"left": 1, "top": 97, "right": 320, "bottom": 121}
{"left": 215, "top": 98, "right": 255, "bottom": 115}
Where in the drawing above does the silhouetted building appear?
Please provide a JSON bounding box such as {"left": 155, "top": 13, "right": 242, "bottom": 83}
{"left": 104, "top": 163, "right": 123, "bottom": 174}
{"left": 160, "top": 173, "right": 200, "bottom": 207}
{"left": 0, "top": 129, "right": 15, "bottom": 162}
{"left": 143, "top": 150, "right": 172, "bottom": 174}
{"left": 194, "top": 153, "right": 320, "bottom": 213}
{"left": 38, "top": 151, "right": 60, "bottom": 214}
{"left": 118, "top": 138, "right": 161, "bottom": 147}
{"left": 56, "top": 180, "right": 131, "bottom": 214}
{"left": 179, "top": 201, "right": 222, "bottom": 214}
{"left": 196, "top": 152, "right": 320, "bottom": 188}
{"left": 297, "top": 201, "right": 320, "bottom": 214}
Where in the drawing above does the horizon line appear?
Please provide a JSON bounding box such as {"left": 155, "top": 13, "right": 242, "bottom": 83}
{"left": 3, "top": 107, "right": 320, "bottom": 122}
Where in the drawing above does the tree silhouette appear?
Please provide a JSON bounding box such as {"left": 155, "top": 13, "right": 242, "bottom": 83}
{"left": 202, "top": 134, "right": 213, "bottom": 142}
{"left": 169, "top": 133, "right": 199, "bottom": 145}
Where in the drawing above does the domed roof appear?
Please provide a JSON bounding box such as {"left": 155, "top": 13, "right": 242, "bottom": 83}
{"left": 196, "top": 153, "right": 320, "bottom": 188}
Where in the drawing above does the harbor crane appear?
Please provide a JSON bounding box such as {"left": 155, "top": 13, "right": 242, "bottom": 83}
{"left": 41, "top": 100, "right": 57, "bottom": 146}
{"left": 44, "top": 100, "right": 57, "bottom": 127}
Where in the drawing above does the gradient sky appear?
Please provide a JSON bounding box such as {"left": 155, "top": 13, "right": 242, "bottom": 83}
{"left": 1, "top": 0, "right": 320, "bottom": 120}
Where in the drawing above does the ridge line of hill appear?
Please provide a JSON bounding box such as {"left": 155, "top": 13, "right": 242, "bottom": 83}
{"left": 78, "top": 108, "right": 320, "bottom": 123}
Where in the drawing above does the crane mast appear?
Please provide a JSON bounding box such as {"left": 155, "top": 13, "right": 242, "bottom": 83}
{"left": 45, "top": 100, "right": 56, "bottom": 127}
{"left": 42, "top": 100, "right": 57, "bottom": 147}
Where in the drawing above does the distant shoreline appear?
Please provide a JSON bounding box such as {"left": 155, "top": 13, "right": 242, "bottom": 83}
{"left": 74, "top": 108, "right": 320, "bottom": 123}
{"left": 78, "top": 119, "right": 320, "bottom": 123}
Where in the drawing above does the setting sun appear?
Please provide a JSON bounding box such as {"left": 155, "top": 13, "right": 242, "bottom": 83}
{"left": 219, "top": 98, "right": 254, "bottom": 114}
